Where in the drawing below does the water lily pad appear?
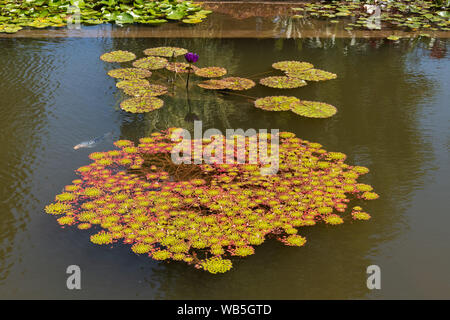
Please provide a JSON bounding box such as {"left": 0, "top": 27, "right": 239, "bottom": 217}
{"left": 335, "top": 12, "right": 350, "bottom": 17}
{"left": 197, "top": 80, "right": 229, "bottom": 90}
{"left": 120, "top": 96, "right": 164, "bottom": 113}
{"left": 437, "top": 11, "right": 450, "bottom": 19}
{"left": 108, "top": 68, "right": 152, "bottom": 80}
{"left": 115, "top": 12, "right": 134, "bottom": 24}
{"left": 132, "top": 56, "right": 168, "bottom": 70}
{"left": 221, "top": 77, "right": 256, "bottom": 90}
{"left": 141, "top": 19, "right": 168, "bottom": 25}
{"left": 143, "top": 47, "right": 188, "bottom": 58}
{"left": 26, "top": 20, "right": 51, "bottom": 28}
{"left": 194, "top": 67, "right": 227, "bottom": 78}
{"left": 254, "top": 96, "right": 300, "bottom": 111}
{"left": 123, "top": 84, "right": 168, "bottom": 97}
{"left": 259, "top": 76, "right": 307, "bottom": 89}
{"left": 164, "top": 10, "right": 183, "bottom": 20}
{"left": 272, "top": 61, "right": 314, "bottom": 72}
{"left": 116, "top": 79, "right": 151, "bottom": 90}
{"left": 100, "top": 50, "right": 136, "bottom": 63}
{"left": 290, "top": 100, "right": 337, "bottom": 118}
{"left": 386, "top": 35, "right": 401, "bottom": 41}
{"left": 182, "top": 18, "right": 203, "bottom": 24}
{"left": 287, "top": 69, "right": 337, "bottom": 82}
{"left": 0, "top": 24, "right": 22, "bottom": 33}
{"left": 166, "top": 62, "right": 199, "bottom": 73}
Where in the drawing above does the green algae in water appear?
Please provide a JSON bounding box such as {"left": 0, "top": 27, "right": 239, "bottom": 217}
{"left": 132, "top": 56, "right": 169, "bottom": 70}
{"left": 144, "top": 47, "right": 188, "bottom": 58}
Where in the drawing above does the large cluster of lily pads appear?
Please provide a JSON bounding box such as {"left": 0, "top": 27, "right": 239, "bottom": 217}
{"left": 291, "top": 0, "right": 450, "bottom": 33}
{"left": 0, "top": 0, "right": 211, "bottom": 34}
{"left": 45, "top": 129, "right": 377, "bottom": 273}
{"left": 102, "top": 47, "right": 339, "bottom": 118}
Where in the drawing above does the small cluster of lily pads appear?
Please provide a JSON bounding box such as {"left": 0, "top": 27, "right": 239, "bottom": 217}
{"left": 256, "top": 60, "right": 338, "bottom": 118}
{"left": 45, "top": 129, "right": 377, "bottom": 273}
{"left": 101, "top": 47, "right": 242, "bottom": 113}
{"left": 0, "top": 0, "right": 212, "bottom": 34}
{"left": 101, "top": 48, "right": 175, "bottom": 113}
{"left": 101, "top": 47, "right": 339, "bottom": 118}
{"left": 291, "top": 0, "right": 450, "bottom": 35}
{"left": 255, "top": 97, "right": 337, "bottom": 118}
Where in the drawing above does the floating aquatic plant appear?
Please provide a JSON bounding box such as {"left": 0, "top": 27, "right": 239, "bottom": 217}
{"left": 287, "top": 69, "right": 337, "bottom": 82}
{"left": 132, "top": 57, "right": 169, "bottom": 70}
{"left": 221, "top": 77, "right": 256, "bottom": 90}
{"left": 102, "top": 50, "right": 337, "bottom": 117}
{"left": 272, "top": 61, "right": 314, "bottom": 73}
{"left": 182, "top": 18, "right": 203, "bottom": 24}
{"left": 123, "top": 84, "right": 168, "bottom": 97}
{"left": 386, "top": 35, "right": 401, "bottom": 41}
{"left": 194, "top": 67, "right": 227, "bottom": 78}
{"left": 197, "top": 79, "right": 230, "bottom": 90}
{"left": 197, "top": 77, "right": 255, "bottom": 91}
{"left": 166, "top": 62, "right": 199, "bottom": 74}
{"left": 290, "top": 100, "right": 337, "bottom": 118}
{"left": 120, "top": 97, "right": 164, "bottom": 113}
{"left": 0, "top": 24, "right": 22, "bottom": 33}
{"left": 0, "top": 1, "right": 211, "bottom": 34}
{"left": 283, "top": 235, "right": 307, "bottom": 247}
{"left": 351, "top": 206, "right": 371, "bottom": 221}
{"left": 100, "top": 51, "right": 136, "bottom": 63}
{"left": 116, "top": 79, "right": 151, "bottom": 91}
{"left": 254, "top": 96, "right": 300, "bottom": 111}
{"left": 107, "top": 68, "right": 152, "bottom": 80}
{"left": 291, "top": 1, "right": 450, "bottom": 32}
{"left": 45, "top": 129, "right": 378, "bottom": 274}
{"left": 144, "top": 47, "right": 188, "bottom": 58}
{"left": 259, "top": 76, "right": 307, "bottom": 89}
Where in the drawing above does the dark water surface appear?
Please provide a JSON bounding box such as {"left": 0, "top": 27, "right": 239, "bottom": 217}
{"left": 0, "top": 30, "right": 449, "bottom": 299}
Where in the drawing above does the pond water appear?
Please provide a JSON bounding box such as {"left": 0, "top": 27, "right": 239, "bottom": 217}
{"left": 0, "top": 10, "right": 449, "bottom": 299}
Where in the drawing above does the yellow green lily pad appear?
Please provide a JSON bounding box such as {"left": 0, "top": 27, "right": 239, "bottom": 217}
{"left": 221, "top": 77, "right": 256, "bottom": 90}
{"left": 123, "top": 84, "right": 168, "bottom": 97}
{"left": 259, "top": 76, "right": 307, "bottom": 89}
{"left": 100, "top": 51, "right": 137, "bottom": 63}
{"left": 143, "top": 47, "right": 188, "bottom": 58}
{"left": 272, "top": 61, "right": 314, "bottom": 72}
{"left": 194, "top": 67, "right": 227, "bottom": 78}
{"left": 287, "top": 69, "right": 337, "bottom": 82}
{"left": 197, "top": 80, "right": 229, "bottom": 90}
{"left": 116, "top": 79, "right": 151, "bottom": 90}
{"left": 386, "top": 35, "right": 401, "bottom": 41}
{"left": 132, "top": 56, "right": 168, "bottom": 70}
{"left": 120, "top": 97, "right": 164, "bottom": 113}
{"left": 254, "top": 96, "right": 300, "bottom": 111}
{"left": 290, "top": 100, "right": 337, "bottom": 118}
{"left": 108, "top": 68, "right": 152, "bottom": 80}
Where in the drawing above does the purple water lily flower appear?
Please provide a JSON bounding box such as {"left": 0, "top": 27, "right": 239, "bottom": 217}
{"left": 184, "top": 52, "right": 199, "bottom": 64}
